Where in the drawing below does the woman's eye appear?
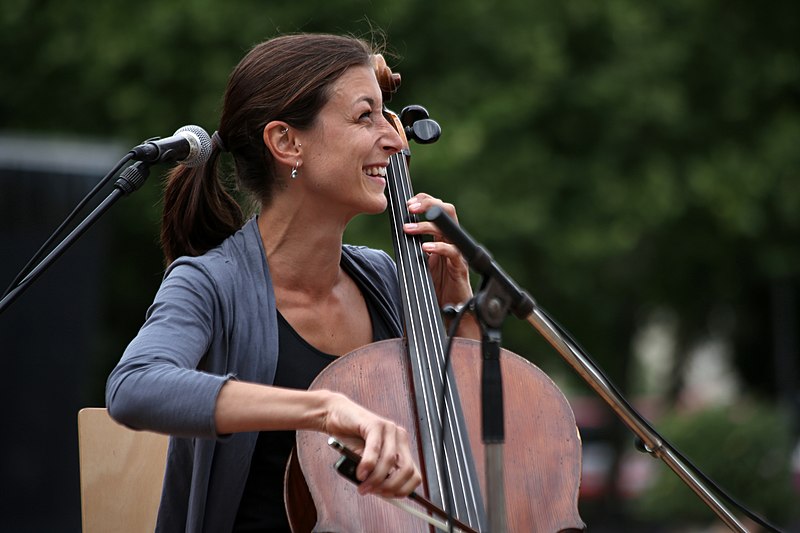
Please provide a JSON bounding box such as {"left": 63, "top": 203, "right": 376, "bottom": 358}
{"left": 359, "top": 110, "right": 373, "bottom": 121}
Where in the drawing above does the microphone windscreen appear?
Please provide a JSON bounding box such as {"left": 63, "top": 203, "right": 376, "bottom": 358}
{"left": 175, "top": 125, "right": 212, "bottom": 167}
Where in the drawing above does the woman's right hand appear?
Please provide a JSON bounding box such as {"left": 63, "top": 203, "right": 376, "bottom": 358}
{"left": 214, "top": 381, "right": 421, "bottom": 498}
{"left": 322, "top": 392, "right": 422, "bottom": 499}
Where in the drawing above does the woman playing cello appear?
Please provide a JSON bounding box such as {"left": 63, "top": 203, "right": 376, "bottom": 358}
{"left": 105, "top": 33, "right": 479, "bottom": 532}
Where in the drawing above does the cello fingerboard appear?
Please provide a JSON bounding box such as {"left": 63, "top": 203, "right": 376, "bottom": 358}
{"left": 385, "top": 148, "right": 487, "bottom": 532}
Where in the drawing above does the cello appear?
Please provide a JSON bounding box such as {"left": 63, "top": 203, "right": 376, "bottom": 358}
{"left": 285, "top": 56, "right": 584, "bottom": 532}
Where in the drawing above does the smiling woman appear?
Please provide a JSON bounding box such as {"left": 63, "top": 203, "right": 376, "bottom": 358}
{"left": 104, "top": 33, "right": 477, "bottom": 532}
{"left": 265, "top": 65, "right": 403, "bottom": 226}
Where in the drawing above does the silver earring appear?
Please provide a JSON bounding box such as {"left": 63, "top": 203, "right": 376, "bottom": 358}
{"left": 291, "top": 161, "right": 299, "bottom": 179}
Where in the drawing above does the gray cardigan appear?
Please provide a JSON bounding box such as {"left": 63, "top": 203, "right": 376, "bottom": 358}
{"left": 105, "top": 218, "right": 403, "bottom": 532}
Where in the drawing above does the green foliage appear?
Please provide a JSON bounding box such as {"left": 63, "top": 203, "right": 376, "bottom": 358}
{"left": 2, "top": 1, "right": 798, "bottom": 528}
{"left": 2, "top": 0, "right": 798, "bottom": 397}
{"left": 631, "top": 403, "right": 798, "bottom": 527}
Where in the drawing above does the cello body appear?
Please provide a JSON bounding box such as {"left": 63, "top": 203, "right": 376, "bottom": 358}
{"left": 288, "top": 338, "right": 584, "bottom": 532}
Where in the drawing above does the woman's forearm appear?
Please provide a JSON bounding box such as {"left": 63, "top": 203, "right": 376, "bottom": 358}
{"left": 213, "top": 380, "right": 336, "bottom": 435}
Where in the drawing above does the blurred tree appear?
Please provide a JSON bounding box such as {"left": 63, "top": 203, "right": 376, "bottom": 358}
{"left": 1, "top": 0, "right": 797, "bottom": 528}
{"left": 633, "top": 403, "right": 798, "bottom": 528}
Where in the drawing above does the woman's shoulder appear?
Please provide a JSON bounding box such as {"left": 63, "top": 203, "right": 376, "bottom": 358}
{"left": 342, "top": 244, "right": 395, "bottom": 271}
{"left": 342, "top": 244, "right": 403, "bottom": 335}
{"left": 165, "top": 218, "right": 263, "bottom": 284}
{"left": 156, "top": 218, "right": 272, "bottom": 326}
{"left": 342, "top": 244, "right": 398, "bottom": 292}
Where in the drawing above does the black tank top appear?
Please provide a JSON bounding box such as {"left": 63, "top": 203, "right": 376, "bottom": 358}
{"left": 233, "top": 288, "right": 395, "bottom": 532}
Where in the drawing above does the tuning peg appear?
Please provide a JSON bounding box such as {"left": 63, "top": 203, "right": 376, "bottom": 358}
{"left": 406, "top": 119, "right": 441, "bottom": 144}
{"left": 400, "top": 105, "right": 430, "bottom": 126}
{"left": 400, "top": 105, "right": 441, "bottom": 144}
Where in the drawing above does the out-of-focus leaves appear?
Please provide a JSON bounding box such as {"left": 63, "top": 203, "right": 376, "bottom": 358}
{"left": 2, "top": 0, "right": 798, "bottom": 405}
{"left": 633, "top": 403, "right": 798, "bottom": 525}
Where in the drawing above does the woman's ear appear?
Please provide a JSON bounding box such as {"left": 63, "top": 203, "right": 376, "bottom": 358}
{"left": 263, "top": 121, "right": 301, "bottom": 167}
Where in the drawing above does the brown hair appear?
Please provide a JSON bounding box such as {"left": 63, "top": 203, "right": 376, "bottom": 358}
{"left": 160, "top": 34, "right": 375, "bottom": 264}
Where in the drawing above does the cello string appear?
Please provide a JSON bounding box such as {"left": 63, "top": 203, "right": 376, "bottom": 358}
{"left": 386, "top": 153, "right": 457, "bottom": 501}
{"left": 406, "top": 220, "right": 484, "bottom": 528}
{"left": 387, "top": 152, "right": 482, "bottom": 525}
{"left": 389, "top": 154, "right": 459, "bottom": 489}
{"left": 386, "top": 153, "right": 448, "bottom": 499}
{"left": 391, "top": 156, "right": 480, "bottom": 524}
{"left": 440, "top": 298, "right": 475, "bottom": 533}
{"left": 391, "top": 154, "right": 482, "bottom": 525}
{"left": 390, "top": 154, "right": 482, "bottom": 526}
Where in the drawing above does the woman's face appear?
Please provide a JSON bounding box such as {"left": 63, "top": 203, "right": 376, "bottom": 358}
{"left": 296, "top": 65, "right": 404, "bottom": 219}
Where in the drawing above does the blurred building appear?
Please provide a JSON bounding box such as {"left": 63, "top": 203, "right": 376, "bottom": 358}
{"left": 0, "top": 134, "right": 123, "bottom": 532}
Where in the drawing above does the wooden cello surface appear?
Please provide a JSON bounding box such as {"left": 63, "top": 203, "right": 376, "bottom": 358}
{"left": 285, "top": 55, "right": 585, "bottom": 532}
{"left": 287, "top": 338, "right": 584, "bottom": 532}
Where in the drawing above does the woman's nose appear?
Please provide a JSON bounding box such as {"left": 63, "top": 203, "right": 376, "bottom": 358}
{"left": 380, "top": 113, "right": 404, "bottom": 155}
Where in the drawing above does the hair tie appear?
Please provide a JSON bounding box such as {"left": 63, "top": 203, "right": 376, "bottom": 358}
{"left": 212, "top": 130, "right": 228, "bottom": 152}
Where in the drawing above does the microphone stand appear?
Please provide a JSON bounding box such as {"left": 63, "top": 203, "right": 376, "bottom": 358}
{"left": 0, "top": 160, "right": 153, "bottom": 315}
{"left": 473, "top": 273, "right": 520, "bottom": 533}
{"left": 426, "top": 206, "right": 751, "bottom": 533}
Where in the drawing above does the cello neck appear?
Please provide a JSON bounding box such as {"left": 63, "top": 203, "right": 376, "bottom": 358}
{"left": 384, "top": 129, "right": 487, "bottom": 530}
{"left": 385, "top": 148, "right": 447, "bottom": 354}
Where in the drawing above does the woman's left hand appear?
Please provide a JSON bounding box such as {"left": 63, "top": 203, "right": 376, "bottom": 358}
{"left": 404, "top": 193, "right": 480, "bottom": 339}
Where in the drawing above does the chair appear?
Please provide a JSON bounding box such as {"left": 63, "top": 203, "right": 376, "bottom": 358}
{"left": 77, "top": 408, "right": 169, "bottom": 533}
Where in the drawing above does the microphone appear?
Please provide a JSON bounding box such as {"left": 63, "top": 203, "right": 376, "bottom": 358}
{"left": 129, "top": 125, "right": 212, "bottom": 167}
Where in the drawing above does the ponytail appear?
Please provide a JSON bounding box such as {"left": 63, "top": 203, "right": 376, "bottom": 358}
{"left": 160, "top": 147, "right": 243, "bottom": 265}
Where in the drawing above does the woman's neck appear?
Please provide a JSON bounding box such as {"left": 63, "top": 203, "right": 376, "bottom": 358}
{"left": 257, "top": 201, "right": 348, "bottom": 298}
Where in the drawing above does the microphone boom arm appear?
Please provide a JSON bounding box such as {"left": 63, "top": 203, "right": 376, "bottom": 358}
{"left": 425, "top": 205, "right": 759, "bottom": 533}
